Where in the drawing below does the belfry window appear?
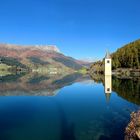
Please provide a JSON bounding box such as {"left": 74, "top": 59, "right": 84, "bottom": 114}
{"left": 107, "top": 88, "right": 110, "bottom": 91}
{"left": 107, "top": 60, "right": 110, "bottom": 63}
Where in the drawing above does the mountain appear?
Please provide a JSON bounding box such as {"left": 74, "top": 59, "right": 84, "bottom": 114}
{"left": 0, "top": 43, "right": 87, "bottom": 73}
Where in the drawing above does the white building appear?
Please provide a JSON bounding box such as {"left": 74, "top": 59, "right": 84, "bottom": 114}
{"left": 105, "top": 51, "right": 112, "bottom": 76}
{"left": 104, "top": 51, "right": 112, "bottom": 102}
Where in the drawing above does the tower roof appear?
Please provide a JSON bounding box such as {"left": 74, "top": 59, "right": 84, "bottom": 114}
{"left": 105, "top": 50, "right": 111, "bottom": 59}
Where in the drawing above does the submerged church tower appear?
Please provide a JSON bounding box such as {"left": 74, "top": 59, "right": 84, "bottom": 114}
{"left": 105, "top": 51, "right": 112, "bottom": 76}
{"left": 104, "top": 51, "right": 112, "bottom": 102}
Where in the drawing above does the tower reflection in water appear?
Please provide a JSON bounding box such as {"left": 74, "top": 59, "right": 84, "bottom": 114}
{"left": 104, "top": 50, "right": 112, "bottom": 102}
{"left": 105, "top": 75, "right": 112, "bottom": 102}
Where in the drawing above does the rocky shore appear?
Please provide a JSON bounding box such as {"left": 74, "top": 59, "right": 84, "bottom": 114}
{"left": 125, "top": 110, "right": 140, "bottom": 140}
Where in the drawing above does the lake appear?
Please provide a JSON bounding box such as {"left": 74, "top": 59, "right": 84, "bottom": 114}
{"left": 0, "top": 73, "right": 140, "bottom": 140}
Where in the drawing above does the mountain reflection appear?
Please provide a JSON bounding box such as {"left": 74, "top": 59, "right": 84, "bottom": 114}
{"left": 0, "top": 73, "right": 140, "bottom": 106}
{"left": 0, "top": 73, "right": 90, "bottom": 96}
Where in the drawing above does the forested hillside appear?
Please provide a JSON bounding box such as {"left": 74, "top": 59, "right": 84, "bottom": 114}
{"left": 112, "top": 39, "right": 140, "bottom": 69}
{"left": 89, "top": 39, "right": 140, "bottom": 74}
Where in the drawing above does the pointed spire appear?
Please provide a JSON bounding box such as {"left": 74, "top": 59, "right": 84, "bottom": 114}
{"left": 105, "top": 93, "right": 111, "bottom": 103}
{"left": 105, "top": 50, "right": 111, "bottom": 59}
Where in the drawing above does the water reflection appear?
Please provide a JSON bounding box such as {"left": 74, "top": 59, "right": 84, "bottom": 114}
{"left": 91, "top": 74, "right": 140, "bottom": 105}
{"left": 0, "top": 72, "right": 140, "bottom": 105}
{"left": 0, "top": 73, "right": 90, "bottom": 96}
{"left": 105, "top": 75, "right": 112, "bottom": 103}
{"left": 112, "top": 76, "right": 140, "bottom": 105}
{"left": 0, "top": 73, "right": 140, "bottom": 140}
{"left": 105, "top": 75, "right": 112, "bottom": 94}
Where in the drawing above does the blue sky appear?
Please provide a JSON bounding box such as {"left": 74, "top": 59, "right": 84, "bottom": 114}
{"left": 0, "top": 0, "right": 140, "bottom": 60}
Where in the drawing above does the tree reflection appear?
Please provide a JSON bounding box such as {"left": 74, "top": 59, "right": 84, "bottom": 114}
{"left": 90, "top": 74, "right": 140, "bottom": 105}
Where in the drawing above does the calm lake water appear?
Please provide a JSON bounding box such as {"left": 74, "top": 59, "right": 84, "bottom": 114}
{"left": 0, "top": 73, "right": 140, "bottom": 140}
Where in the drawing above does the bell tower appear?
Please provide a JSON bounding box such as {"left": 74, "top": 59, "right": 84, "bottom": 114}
{"left": 104, "top": 51, "right": 112, "bottom": 103}
{"left": 105, "top": 51, "right": 112, "bottom": 76}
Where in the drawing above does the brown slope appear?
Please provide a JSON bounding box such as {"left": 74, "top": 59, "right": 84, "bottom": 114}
{"left": 0, "top": 43, "right": 84, "bottom": 70}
